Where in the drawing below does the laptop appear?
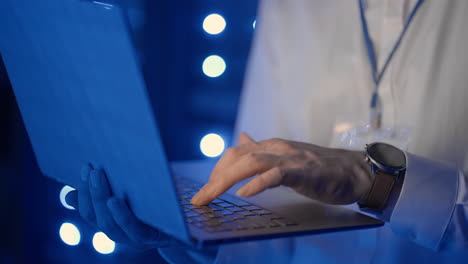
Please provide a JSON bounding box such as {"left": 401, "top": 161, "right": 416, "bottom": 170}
{"left": 0, "top": 0, "right": 383, "bottom": 247}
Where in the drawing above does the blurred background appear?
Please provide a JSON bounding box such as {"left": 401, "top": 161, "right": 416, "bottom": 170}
{"left": 0, "top": 0, "right": 258, "bottom": 263}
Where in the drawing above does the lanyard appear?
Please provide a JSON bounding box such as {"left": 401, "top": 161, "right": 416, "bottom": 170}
{"left": 358, "top": 0, "right": 425, "bottom": 128}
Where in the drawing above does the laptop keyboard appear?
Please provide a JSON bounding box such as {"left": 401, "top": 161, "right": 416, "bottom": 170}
{"left": 176, "top": 179, "right": 298, "bottom": 233}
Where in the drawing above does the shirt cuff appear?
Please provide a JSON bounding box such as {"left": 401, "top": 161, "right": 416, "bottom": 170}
{"left": 389, "top": 152, "right": 459, "bottom": 251}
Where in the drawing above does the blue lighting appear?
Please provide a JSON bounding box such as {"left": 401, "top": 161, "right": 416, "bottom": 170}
{"left": 200, "top": 133, "right": 225, "bottom": 157}
{"left": 92, "top": 232, "right": 116, "bottom": 254}
{"left": 203, "top": 13, "right": 226, "bottom": 35}
{"left": 202, "top": 55, "right": 226, "bottom": 78}
{"left": 59, "top": 223, "right": 81, "bottom": 246}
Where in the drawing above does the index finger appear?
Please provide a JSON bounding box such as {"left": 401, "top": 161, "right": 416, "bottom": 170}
{"left": 191, "top": 152, "right": 280, "bottom": 205}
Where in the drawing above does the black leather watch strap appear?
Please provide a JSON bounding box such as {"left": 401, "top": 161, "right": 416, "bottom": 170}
{"left": 359, "top": 170, "right": 396, "bottom": 212}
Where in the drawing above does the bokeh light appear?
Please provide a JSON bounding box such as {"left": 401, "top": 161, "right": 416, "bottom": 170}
{"left": 59, "top": 223, "right": 81, "bottom": 246}
{"left": 200, "top": 133, "right": 225, "bottom": 157}
{"left": 253, "top": 20, "right": 256, "bottom": 29}
{"left": 203, "top": 14, "right": 226, "bottom": 35}
{"left": 59, "top": 185, "right": 76, "bottom": 210}
{"left": 202, "top": 55, "right": 226, "bottom": 78}
{"left": 92, "top": 232, "right": 115, "bottom": 254}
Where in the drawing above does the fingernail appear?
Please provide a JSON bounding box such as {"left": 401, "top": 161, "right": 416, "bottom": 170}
{"left": 191, "top": 194, "right": 200, "bottom": 204}
{"left": 191, "top": 185, "right": 207, "bottom": 203}
{"left": 90, "top": 170, "right": 101, "bottom": 188}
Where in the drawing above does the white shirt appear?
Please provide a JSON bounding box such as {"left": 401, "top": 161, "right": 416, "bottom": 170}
{"left": 161, "top": 0, "right": 468, "bottom": 263}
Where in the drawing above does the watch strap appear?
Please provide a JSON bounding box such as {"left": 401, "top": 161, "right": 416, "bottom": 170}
{"left": 359, "top": 169, "right": 396, "bottom": 212}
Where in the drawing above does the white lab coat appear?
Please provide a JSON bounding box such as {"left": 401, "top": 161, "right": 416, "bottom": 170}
{"left": 161, "top": 0, "right": 468, "bottom": 263}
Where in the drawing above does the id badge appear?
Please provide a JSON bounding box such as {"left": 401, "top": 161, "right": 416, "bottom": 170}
{"left": 330, "top": 122, "right": 411, "bottom": 151}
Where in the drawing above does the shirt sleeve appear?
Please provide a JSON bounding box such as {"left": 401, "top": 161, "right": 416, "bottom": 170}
{"left": 388, "top": 152, "right": 467, "bottom": 251}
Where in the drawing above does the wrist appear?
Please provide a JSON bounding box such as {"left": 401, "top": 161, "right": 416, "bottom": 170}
{"left": 358, "top": 173, "right": 375, "bottom": 205}
{"left": 350, "top": 150, "right": 374, "bottom": 204}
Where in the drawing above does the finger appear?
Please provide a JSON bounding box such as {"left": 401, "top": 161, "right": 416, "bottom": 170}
{"left": 65, "top": 190, "right": 78, "bottom": 209}
{"left": 238, "top": 132, "right": 256, "bottom": 145}
{"left": 209, "top": 142, "right": 263, "bottom": 178}
{"left": 256, "top": 138, "right": 302, "bottom": 155}
{"left": 78, "top": 164, "right": 96, "bottom": 223}
{"left": 209, "top": 139, "right": 297, "bottom": 182}
{"left": 107, "top": 197, "right": 161, "bottom": 244}
{"left": 89, "top": 169, "right": 129, "bottom": 243}
{"left": 191, "top": 152, "right": 280, "bottom": 205}
{"left": 236, "top": 167, "right": 284, "bottom": 197}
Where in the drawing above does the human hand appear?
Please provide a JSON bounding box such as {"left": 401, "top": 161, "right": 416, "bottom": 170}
{"left": 191, "top": 133, "right": 373, "bottom": 206}
{"left": 66, "top": 164, "right": 178, "bottom": 249}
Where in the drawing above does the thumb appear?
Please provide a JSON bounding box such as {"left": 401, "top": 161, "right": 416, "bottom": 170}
{"left": 238, "top": 132, "right": 255, "bottom": 145}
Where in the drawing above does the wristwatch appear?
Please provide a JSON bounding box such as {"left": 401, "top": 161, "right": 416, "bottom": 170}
{"left": 358, "top": 142, "right": 407, "bottom": 212}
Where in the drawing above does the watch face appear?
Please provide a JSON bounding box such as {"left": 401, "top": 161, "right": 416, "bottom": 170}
{"left": 367, "top": 142, "right": 406, "bottom": 170}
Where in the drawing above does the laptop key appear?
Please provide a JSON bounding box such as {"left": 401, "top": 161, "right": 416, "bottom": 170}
{"left": 242, "top": 205, "right": 262, "bottom": 211}
{"left": 219, "top": 195, "right": 251, "bottom": 207}
{"left": 217, "top": 209, "right": 234, "bottom": 216}
{"left": 236, "top": 210, "right": 256, "bottom": 216}
{"left": 253, "top": 209, "right": 272, "bottom": 215}
{"left": 192, "top": 215, "right": 209, "bottom": 222}
{"left": 226, "top": 207, "right": 246, "bottom": 213}
{"left": 227, "top": 214, "right": 245, "bottom": 220}
{"left": 216, "top": 202, "right": 235, "bottom": 208}
{"left": 208, "top": 204, "right": 223, "bottom": 211}
{"left": 185, "top": 212, "right": 198, "bottom": 218}
{"left": 204, "top": 213, "right": 218, "bottom": 218}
